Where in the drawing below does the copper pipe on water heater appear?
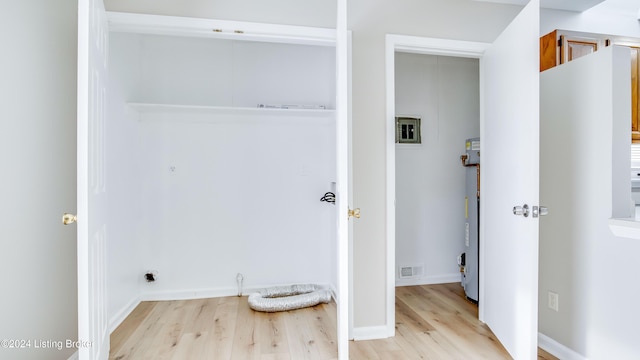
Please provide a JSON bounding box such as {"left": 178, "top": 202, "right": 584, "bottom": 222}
{"left": 460, "top": 154, "right": 468, "bottom": 166}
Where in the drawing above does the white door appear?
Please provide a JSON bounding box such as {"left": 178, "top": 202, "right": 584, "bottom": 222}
{"left": 336, "top": 0, "right": 350, "bottom": 358}
{"left": 480, "top": 0, "right": 539, "bottom": 359}
{"left": 77, "top": 0, "right": 109, "bottom": 358}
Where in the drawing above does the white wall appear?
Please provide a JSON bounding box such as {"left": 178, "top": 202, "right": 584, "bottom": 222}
{"left": 116, "top": 34, "right": 336, "bottom": 109}
{"left": 540, "top": 46, "right": 639, "bottom": 359}
{"left": 539, "top": 4, "right": 640, "bottom": 358}
{"left": 136, "top": 110, "right": 335, "bottom": 297}
{"left": 0, "top": 1, "right": 78, "bottom": 359}
{"left": 106, "top": 34, "right": 146, "bottom": 329}
{"left": 394, "top": 53, "right": 479, "bottom": 286}
{"left": 107, "top": 32, "right": 337, "bottom": 319}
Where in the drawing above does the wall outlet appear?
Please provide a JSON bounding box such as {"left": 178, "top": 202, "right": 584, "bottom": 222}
{"left": 548, "top": 291, "right": 559, "bottom": 312}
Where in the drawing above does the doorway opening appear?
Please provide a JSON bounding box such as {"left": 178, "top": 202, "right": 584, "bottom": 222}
{"left": 393, "top": 51, "right": 480, "bottom": 300}
{"left": 385, "top": 35, "right": 490, "bottom": 336}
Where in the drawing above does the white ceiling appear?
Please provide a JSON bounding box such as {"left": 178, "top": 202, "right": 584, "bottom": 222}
{"left": 472, "top": 0, "right": 606, "bottom": 12}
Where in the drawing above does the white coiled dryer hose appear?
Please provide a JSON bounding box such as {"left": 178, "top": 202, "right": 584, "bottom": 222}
{"left": 248, "top": 284, "right": 331, "bottom": 312}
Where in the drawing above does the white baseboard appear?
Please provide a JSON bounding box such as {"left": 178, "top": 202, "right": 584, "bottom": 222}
{"left": 352, "top": 325, "right": 390, "bottom": 341}
{"left": 140, "top": 282, "right": 333, "bottom": 302}
{"left": 395, "top": 273, "right": 461, "bottom": 287}
{"left": 109, "top": 295, "right": 141, "bottom": 334}
{"left": 539, "top": 333, "right": 588, "bottom": 360}
{"left": 141, "top": 287, "right": 242, "bottom": 301}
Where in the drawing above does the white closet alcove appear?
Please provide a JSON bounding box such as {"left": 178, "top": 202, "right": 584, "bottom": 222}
{"left": 106, "top": 12, "right": 338, "bottom": 330}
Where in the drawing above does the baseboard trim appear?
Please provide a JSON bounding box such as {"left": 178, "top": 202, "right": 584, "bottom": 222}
{"left": 352, "top": 326, "right": 390, "bottom": 341}
{"left": 141, "top": 287, "right": 242, "bottom": 301}
{"left": 140, "top": 282, "right": 333, "bottom": 302}
{"left": 538, "top": 333, "right": 587, "bottom": 360}
{"left": 109, "top": 295, "right": 142, "bottom": 334}
{"left": 396, "top": 273, "right": 461, "bottom": 287}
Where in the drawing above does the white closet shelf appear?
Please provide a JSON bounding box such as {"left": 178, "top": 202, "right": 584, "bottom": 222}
{"left": 128, "top": 103, "right": 335, "bottom": 117}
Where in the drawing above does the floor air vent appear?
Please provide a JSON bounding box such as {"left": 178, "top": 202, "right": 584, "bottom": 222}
{"left": 399, "top": 264, "right": 424, "bottom": 279}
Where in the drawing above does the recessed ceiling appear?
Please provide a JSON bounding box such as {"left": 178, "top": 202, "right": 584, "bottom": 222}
{"left": 472, "top": 0, "right": 605, "bottom": 12}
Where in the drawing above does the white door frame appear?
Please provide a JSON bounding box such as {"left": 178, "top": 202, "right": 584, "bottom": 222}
{"left": 385, "top": 35, "right": 491, "bottom": 334}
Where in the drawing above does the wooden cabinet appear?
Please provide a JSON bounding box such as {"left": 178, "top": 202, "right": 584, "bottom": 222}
{"left": 539, "top": 30, "right": 557, "bottom": 72}
{"left": 630, "top": 46, "right": 640, "bottom": 142}
{"left": 541, "top": 29, "right": 640, "bottom": 142}
{"left": 540, "top": 30, "right": 603, "bottom": 71}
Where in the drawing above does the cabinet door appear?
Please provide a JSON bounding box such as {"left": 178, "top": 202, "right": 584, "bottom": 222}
{"left": 631, "top": 46, "right": 640, "bottom": 143}
{"left": 560, "top": 35, "right": 598, "bottom": 64}
{"left": 540, "top": 30, "right": 557, "bottom": 72}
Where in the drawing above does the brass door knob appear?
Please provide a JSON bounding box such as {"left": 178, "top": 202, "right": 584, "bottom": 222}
{"left": 62, "top": 213, "right": 77, "bottom": 225}
{"left": 348, "top": 208, "right": 361, "bottom": 219}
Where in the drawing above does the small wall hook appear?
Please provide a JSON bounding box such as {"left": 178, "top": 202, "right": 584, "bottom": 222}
{"left": 320, "top": 192, "right": 335, "bottom": 203}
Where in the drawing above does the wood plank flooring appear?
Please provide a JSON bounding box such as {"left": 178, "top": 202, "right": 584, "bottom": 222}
{"left": 110, "top": 295, "right": 338, "bottom": 360}
{"left": 350, "top": 284, "right": 557, "bottom": 359}
{"left": 110, "top": 283, "right": 558, "bottom": 359}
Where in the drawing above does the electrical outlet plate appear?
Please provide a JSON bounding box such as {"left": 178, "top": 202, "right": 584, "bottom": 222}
{"left": 548, "top": 291, "right": 559, "bottom": 311}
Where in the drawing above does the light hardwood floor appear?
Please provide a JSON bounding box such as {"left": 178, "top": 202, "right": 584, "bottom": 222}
{"left": 110, "top": 283, "right": 558, "bottom": 359}
{"left": 351, "top": 284, "right": 557, "bottom": 360}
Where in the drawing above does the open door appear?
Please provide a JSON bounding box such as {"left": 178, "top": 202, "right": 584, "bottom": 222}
{"left": 480, "top": 0, "right": 540, "bottom": 359}
{"left": 77, "top": 0, "right": 109, "bottom": 358}
{"left": 336, "top": 0, "right": 350, "bottom": 358}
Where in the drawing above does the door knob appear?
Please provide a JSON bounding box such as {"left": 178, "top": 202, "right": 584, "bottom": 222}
{"left": 532, "top": 206, "right": 548, "bottom": 218}
{"left": 513, "top": 204, "right": 529, "bottom": 217}
{"left": 348, "top": 208, "right": 361, "bottom": 219}
{"left": 62, "top": 213, "right": 77, "bottom": 225}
